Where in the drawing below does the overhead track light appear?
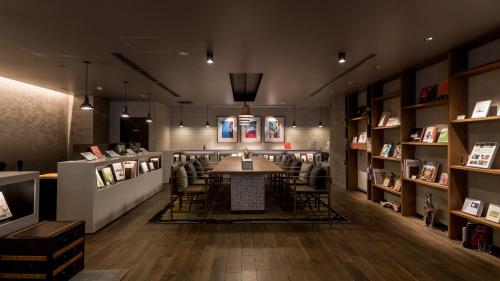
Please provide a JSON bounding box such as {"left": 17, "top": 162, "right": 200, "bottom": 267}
{"left": 80, "top": 61, "right": 94, "bottom": 110}
{"left": 206, "top": 51, "right": 214, "bottom": 64}
{"left": 120, "top": 81, "right": 131, "bottom": 118}
{"left": 338, "top": 52, "right": 346, "bottom": 64}
{"left": 179, "top": 104, "right": 184, "bottom": 127}
{"left": 145, "top": 93, "right": 153, "bottom": 123}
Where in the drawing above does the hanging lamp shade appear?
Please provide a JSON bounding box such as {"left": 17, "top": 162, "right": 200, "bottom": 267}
{"left": 120, "top": 81, "right": 131, "bottom": 118}
{"left": 238, "top": 101, "right": 254, "bottom": 124}
{"left": 145, "top": 93, "right": 153, "bottom": 123}
{"left": 80, "top": 61, "right": 94, "bottom": 110}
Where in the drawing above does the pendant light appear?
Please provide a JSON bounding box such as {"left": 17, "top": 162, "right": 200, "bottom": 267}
{"left": 205, "top": 105, "right": 211, "bottom": 127}
{"left": 80, "top": 61, "right": 94, "bottom": 110}
{"left": 120, "top": 81, "right": 130, "bottom": 118}
{"left": 145, "top": 93, "right": 153, "bottom": 123}
{"left": 179, "top": 105, "right": 184, "bottom": 127}
{"left": 292, "top": 105, "right": 297, "bottom": 128}
{"left": 318, "top": 107, "right": 324, "bottom": 128}
{"left": 238, "top": 74, "right": 254, "bottom": 124}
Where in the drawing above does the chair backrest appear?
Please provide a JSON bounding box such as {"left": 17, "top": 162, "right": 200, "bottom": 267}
{"left": 0, "top": 162, "right": 6, "bottom": 171}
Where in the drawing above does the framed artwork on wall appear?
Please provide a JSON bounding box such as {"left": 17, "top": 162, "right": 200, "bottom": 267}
{"left": 264, "top": 116, "right": 285, "bottom": 143}
{"left": 240, "top": 116, "right": 261, "bottom": 143}
{"left": 217, "top": 116, "right": 238, "bottom": 143}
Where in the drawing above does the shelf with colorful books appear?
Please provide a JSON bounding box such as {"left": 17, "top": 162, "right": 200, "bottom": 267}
{"left": 403, "top": 177, "right": 448, "bottom": 191}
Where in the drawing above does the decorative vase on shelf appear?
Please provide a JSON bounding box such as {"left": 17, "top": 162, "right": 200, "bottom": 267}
{"left": 423, "top": 193, "right": 435, "bottom": 227}
{"left": 243, "top": 147, "right": 251, "bottom": 159}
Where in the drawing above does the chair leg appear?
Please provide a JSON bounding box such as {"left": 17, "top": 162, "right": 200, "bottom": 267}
{"left": 188, "top": 194, "right": 194, "bottom": 211}
{"left": 170, "top": 190, "right": 174, "bottom": 220}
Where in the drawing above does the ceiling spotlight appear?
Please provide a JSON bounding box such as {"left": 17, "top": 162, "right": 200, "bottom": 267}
{"left": 338, "top": 52, "right": 346, "bottom": 64}
{"left": 375, "top": 65, "right": 382, "bottom": 69}
{"left": 424, "top": 36, "right": 433, "bottom": 42}
{"left": 96, "top": 85, "right": 104, "bottom": 91}
{"left": 179, "top": 51, "right": 190, "bottom": 56}
{"left": 206, "top": 51, "right": 214, "bottom": 64}
{"left": 348, "top": 81, "right": 353, "bottom": 85}
{"left": 318, "top": 122, "right": 324, "bottom": 128}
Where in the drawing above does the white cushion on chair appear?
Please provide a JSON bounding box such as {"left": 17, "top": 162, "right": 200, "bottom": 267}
{"left": 298, "top": 162, "right": 313, "bottom": 183}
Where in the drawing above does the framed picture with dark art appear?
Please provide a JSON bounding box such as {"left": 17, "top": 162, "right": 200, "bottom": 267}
{"left": 240, "top": 116, "right": 261, "bottom": 143}
{"left": 264, "top": 116, "right": 285, "bottom": 143}
{"left": 217, "top": 116, "right": 238, "bottom": 143}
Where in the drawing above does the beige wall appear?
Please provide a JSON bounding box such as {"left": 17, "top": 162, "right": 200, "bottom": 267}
{"left": 169, "top": 106, "right": 329, "bottom": 151}
{"left": 0, "top": 77, "right": 71, "bottom": 173}
{"left": 329, "top": 95, "right": 346, "bottom": 189}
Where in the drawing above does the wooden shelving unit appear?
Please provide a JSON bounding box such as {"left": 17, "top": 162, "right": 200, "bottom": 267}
{"left": 373, "top": 183, "right": 401, "bottom": 196}
{"left": 345, "top": 91, "right": 371, "bottom": 196}
{"left": 404, "top": 100, "right": 448, "bottom": 110}
{"left": 447, "top": 48, "right": 500, "bottom": 240}
{"left": 373, "top": 125, "right": 401, "bottom": 130}
{"left": 401, "top": 142, "right": 448, "bottom": 146}
{"left": 372, "top": 91, "right": 400, "bottom": 101}
{"left": 371, "top": 156, "right": 401, "bottom": 162}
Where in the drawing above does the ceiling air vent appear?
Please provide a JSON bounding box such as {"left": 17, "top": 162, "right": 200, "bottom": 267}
{"left": 111, "top": 52, "right": 179, "bottom": 97}
{"left": 229, "top": 73, "right": 263, "bottom": 102}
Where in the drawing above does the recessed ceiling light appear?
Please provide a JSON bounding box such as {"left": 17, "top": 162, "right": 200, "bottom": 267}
{"left": 96, "top": 86, "right": 104, "bottom": 91}
{"left": 338, "top": 52, "right": 346, "bottom": 64}
{"left": 179, "top": 51, "right": 190, "bottom": 56}
{"left": 280, "top": 102, "right": 285, "bottom": 105}
{"left": 375, "top": 65, "right": 382, "bottom": 69}
{"left": 348, "top": 81, "right": 352, "bottom": 85}
{"left": 206, "top": 51, "right": 214, "bottom": 64}
{"left": 424, "top": 36, "right": 433, "bottom": 42}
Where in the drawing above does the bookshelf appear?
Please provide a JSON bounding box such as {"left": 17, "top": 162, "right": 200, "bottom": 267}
{"left": 447, "top": 47, "right": 500, "bottom": 240}
{"left": 345, "top": 91, "right": 371, "bottom": 196}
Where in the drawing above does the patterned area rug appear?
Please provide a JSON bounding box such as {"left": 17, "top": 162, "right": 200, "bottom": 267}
{"left": 71, "top": 270, "right": 128, "bottom": 281}
{"left": 150, "top": 187, "right": 348, "bottom": 224}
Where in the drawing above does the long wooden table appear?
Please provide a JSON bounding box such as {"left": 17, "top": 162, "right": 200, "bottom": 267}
{"left": 211, "top": 156, "right": 284, "bottom": 211}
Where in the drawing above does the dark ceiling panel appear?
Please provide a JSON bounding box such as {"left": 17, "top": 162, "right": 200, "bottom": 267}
{"left": 229, "top": 73, "right": 263, "bottom": 102}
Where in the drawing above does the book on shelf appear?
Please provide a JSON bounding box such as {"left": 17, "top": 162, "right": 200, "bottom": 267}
{"left": 437, "top": 128, "right": 448, "bottom": 143}
{"left": 0, "top": 192, "right": 13, "bottom": 221}
{"left": 403, "top": 159, "right": 420, "bottom": 179}
{"left": 90, "top": 146, "right": 104, "bottom": 159}
{"left": 139, "top": 148, "right": 149, "bottom": 153}
{"left": 462, "top": 223, "right": 492, "bottom": 249}
{"left": 300, "top": 154, "right": 307, "bottom": 162}
{"left": 486, "top": 203, "right": 500, "bottom": 223}
{"left": 409, "top": 128, "right": 423, "bottom": 142}
{"left": 419, "top": 161, "right": 440, "bottom": 182}
{"left": 140, "top": 162, "right": 150, "bottom": 173}
{"left": 151, "top": 157, "right": 161, "bottom": 169}
{"left": 466, "top": 142, "right": 498, "bottom": 169}
{"left": 352, "top": 137, "right": 358, "bottom": 143}
{"left": 462, "top": 197, "right": 485, "bottom": 217}
{"left": 81, "top": 152, "right": 98, "bottom": 161}
{"left": 126, "top": 149, "right": 136, "bottom": 156}
{"left": 372, "top": 169, "right": 387, "bottom": 186}
{"left": 100, "top": 167, "right": 115, "bottom": 186}
{"left": 421, "top": 127, "right": 438, "bottom": 143}
{"left": 383, "top": 172, "right": 395, "bottom": 187}
{"left": 393, "top": 179, "right": 402, "bottom": 192}
{"left": 377, "top": 112, "right": 391, "bottom": 127}
{"left": 471, "top": 100, "right": 491, "bottom": 119}
{"left": 358, "top": 132, "right": 367, "bottom": 143}
{"left": 437, "top": 80, "right": 448, "bottom": 100}
{"left": 96, "top": 170, "right": 105, "bottom": 188}
{"left": 418, "top": 85, "right": 437, "bottom": 103}
{"left": 148, "top": 162, "right": 155, "bottom": 171}
{"left": 438, "top": 173, "right": 448, "bottom": 186}
{"left": 123, "top": 161, "right": 137, "bottom": 179}
{"left": 269, "top": 155, "right": 275, "bottom": 161}
{"left": 392, "top": 144, "right": 402, "bottom": 159}
{"left": 306, "top": 153, "right": 314, "bottom": 161}
{"left": 385, "top": 117, "right": 400, "bottom": 127}
{"left": 105, "top": 150, "right": 120, "bottom": 158}
{"left": 112, "top": 162, "right": 125, "bottom": 181}
{"left": 380, "top": 144, "right": 393, "bottom": 158}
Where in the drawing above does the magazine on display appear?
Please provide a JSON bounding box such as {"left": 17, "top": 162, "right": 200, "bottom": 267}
{"left": 373, "top": 169, "right": 387, "bottom": 185}
{"left": 422, "top": 127, "right": 438, "bottom": 143}
{"left": 90, "top": 146, "right": 104, "bottom": 159}
{"left": 380, "top": 144, "right": 393, "bottom": 158}
{"left": 485, "top": 203, "right": 500, "bottom": 223}
{"left": 377, "top": 112, "right": 391, "bottom": 127}
{"left": 151, "top": 157, "right": 161, "bottom": 169}
{"left": 123, "top": 161, "right": 137, "bottom": 179}
{"left": 139, "top": 148, "right": 149, "bottom": 154}
{"left": 0, "top": 192, "right": 13, "bottom": 221}
{"left": 403, "top": 159, "right": 420, "bottom": 179}
{"left": 437, "top": 80, "right": 448, "bottom": 100}
{"left": 358, "top": 132, "right": 367, "bottom": 143}
{"left": 438, "top": 173, "right": 448, "bottom": 186}
{"left": 148, "top": 162, "right": 155, "bottom": 171}
{"left": 419, "top": 161, "right": 440, "bottom": 182}
{"left": 100, "top": 167, "right": 115, "bottom": 186}
{"left": 471, "top": 100, "right": 491, "bottom": 118}
{"left": 106, "top": 150, "right": 120, "bottom": 158}
{"left": 126, "top": 149, "right": 137, "bottom": 156}
{"left": 96, "top": 170, "right": 105, "bottom": 188}
{"left": 462, "top": 198, "right": 484, "bottom": 217}
{"left": 81, "top": 152, "right": 98, "bottom": 161}
{"left": 393, "top": 179, "right": 402, "bottom": 192}
{"left": 418, "top": 85, "right": 437, "bottom": 103}
{"left": 466, "top": 142, "right": 498, "bottom": 169}
{"left": 437, "top": 128, "right": 448, "bottom": 143}
{"left": 392, "top": 144, "right": 402, "bottom": 159}
{"left": 409, "top": 128, "right": 423, "bottom": 142}
{"left": 140, "top": 162, "right": 150, "bottom": 173}
{"left": 385, "top": 117, "right": 401, "bottom": 127}
{"left": 112, "top": 163, "right": 125, "bottom": 181}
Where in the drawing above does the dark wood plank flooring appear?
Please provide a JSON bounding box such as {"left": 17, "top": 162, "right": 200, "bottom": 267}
{"left": 84, "top": 186, "right": 500, "bottom": 280}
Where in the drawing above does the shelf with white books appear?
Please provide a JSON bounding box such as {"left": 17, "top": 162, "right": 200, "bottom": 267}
{"left": 57, "top": 152, "right": 163, "bottom": 233}
{"left": 450, "top": 165, "right": 500, "bottom": 175}
{"left": 450, "top": 115, "right": 500, "bottom": 124}
{"left": 402, "top": 177, "right": 448, "bottom": 191}
{"left": 450, "top": 210, "right": 500, "bottom": 230}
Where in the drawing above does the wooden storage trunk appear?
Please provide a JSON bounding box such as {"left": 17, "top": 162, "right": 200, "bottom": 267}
{"left": 0, "top": 221, "right": 84, "bottom": 281}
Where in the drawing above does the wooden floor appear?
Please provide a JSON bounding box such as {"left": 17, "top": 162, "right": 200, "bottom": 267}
{"left": 85, "top": 186, "right": 500, "bottom": 281}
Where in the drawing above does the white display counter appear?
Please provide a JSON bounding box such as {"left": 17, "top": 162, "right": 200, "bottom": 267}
{"left": 0, "top": 171, "right": 39, "bottom": 237}
{"left": 57, "top": 152, "right": 163, "bottom": 233}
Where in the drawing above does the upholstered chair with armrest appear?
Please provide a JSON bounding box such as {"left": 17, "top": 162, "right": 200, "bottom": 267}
{"left": 291, "top": 165, "right": 331, "bottom": 219}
